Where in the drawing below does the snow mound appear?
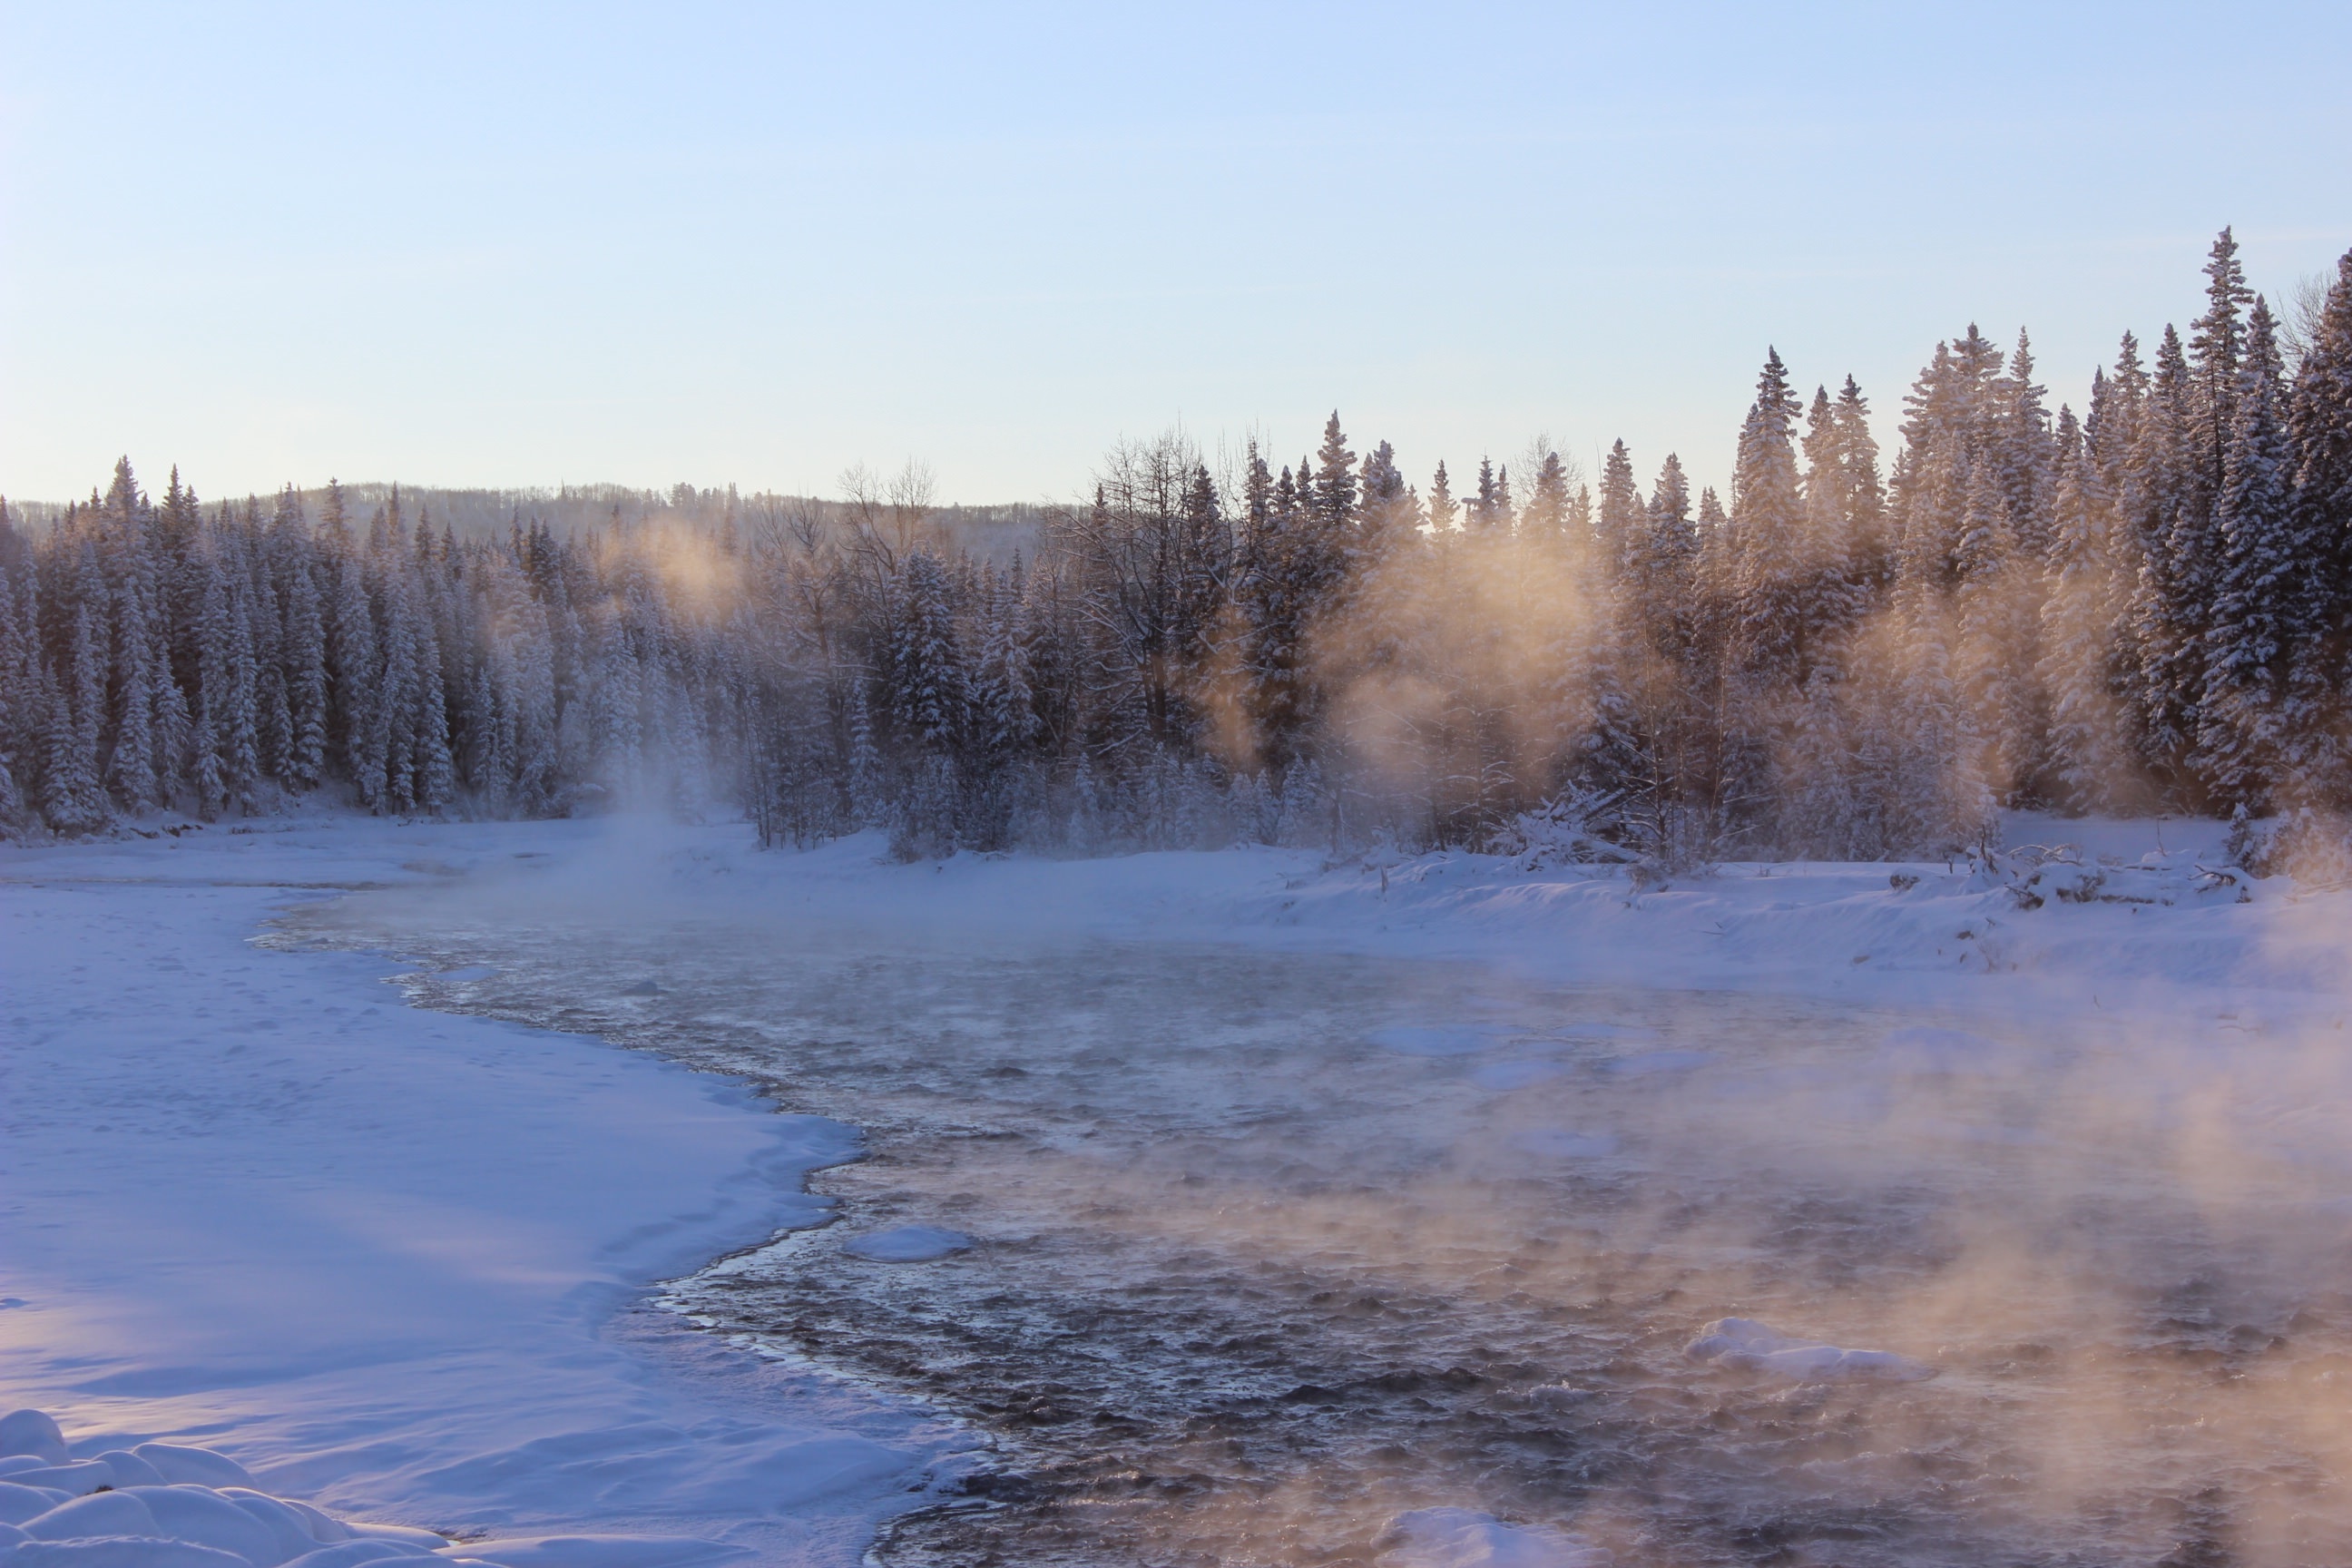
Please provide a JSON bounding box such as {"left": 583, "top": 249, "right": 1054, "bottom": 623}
{"left": 1683, "top": 1318, "right": 1935, "bottom": 1382}
{"left": 1372, "top": 1507, "right": 1610, "bottom": 1567}
{"left": 0, "top": 1416, "right": 67, "bottom": 1468}
{"left": 841, "top": 1226, "right": 971, "bottom": 1262}
{"left": 1367, "top": 1026, "right": 1510, "bottom": 1058}
{"left": 0, "top": 1412, "right": 761, "bottom": 1568}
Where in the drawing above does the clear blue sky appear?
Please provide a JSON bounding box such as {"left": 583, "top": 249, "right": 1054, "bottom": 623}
{"left": 3, "top": 1, "right": 2347, "bottom": 508}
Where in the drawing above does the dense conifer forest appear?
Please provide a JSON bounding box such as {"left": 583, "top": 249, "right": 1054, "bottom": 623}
{"left": 5, "top": 231, "right": 2350, "bottom": 861}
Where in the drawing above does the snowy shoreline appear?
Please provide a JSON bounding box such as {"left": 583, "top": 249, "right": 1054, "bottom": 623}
{"left": 0, "top": 818, "right": 971, "bottom": 1568}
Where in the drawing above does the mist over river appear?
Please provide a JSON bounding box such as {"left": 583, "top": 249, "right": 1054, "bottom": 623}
{"left": 274, "top": 860, "right": 2352, "bottom": 1568}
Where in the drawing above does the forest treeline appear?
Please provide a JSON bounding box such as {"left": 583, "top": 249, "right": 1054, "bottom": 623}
{"left": 3, "top": 230, "right": 2349, "bottom": 861}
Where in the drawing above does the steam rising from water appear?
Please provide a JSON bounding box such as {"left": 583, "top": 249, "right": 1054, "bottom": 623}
{"left": 276, "top": 848, "right": 2352, "bottom": 1566}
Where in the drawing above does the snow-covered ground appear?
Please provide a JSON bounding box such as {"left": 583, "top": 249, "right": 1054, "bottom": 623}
{"left": 6, "top": 809, "right": 2351, "bottom": 1567}
{"left": 0, "top": 818, "right": 969, "bottom": 1568}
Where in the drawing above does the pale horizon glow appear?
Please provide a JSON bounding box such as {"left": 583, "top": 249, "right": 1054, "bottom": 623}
{"left": 3, "top": 1, "right": 2348, "bottom": 510}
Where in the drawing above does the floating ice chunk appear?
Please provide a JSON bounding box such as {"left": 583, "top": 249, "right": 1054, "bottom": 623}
{"left": 447, "top": 1534, "right": 753, "bottom": 1567}
{"left": 1525, "top": 1384, "right": 1597, "bottom": 1410}
{"left": 843, "top": 1225, "right": 972, "bottom": 1262}
{"left": 1509, "top": 1129, "right": 1617, "bottom": 1161}
{"left": 1683, "top": 1318, "right": 1935, "bottom": 1382}
{"left": 133, "top": 1444, "right": 255, "bottom": 1489}
{"left": 1373, "top": 1506, "right": 1611, "bottom": 1567}
{"left": 1367, "top": 1025, "right": 1510, "bottom": 1058}
{"left": 1469, "top": 1061, "right": 1567, "bottom": 1092}
{"left": 0, "top": 1410, "right": 69, "bottom": 1465}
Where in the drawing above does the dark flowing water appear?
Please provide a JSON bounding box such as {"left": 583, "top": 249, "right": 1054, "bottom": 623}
{"left": 272, "top": 872, "right": 2352, "bottom": 1568}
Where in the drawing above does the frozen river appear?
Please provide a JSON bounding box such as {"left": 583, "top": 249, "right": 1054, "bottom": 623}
{"left": 280, "top": 860, "right": 2352, "bottom": 1568}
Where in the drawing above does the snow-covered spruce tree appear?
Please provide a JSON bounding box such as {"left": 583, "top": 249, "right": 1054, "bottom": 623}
{"left": 2127, "top": 327, "right": 2202, "bottom": 795}
{"left": 48, "top": 591, "right": 113, "bottom": 834}
{"left": 2285, "top": 248, "right": 2352, "bottom": 801}
{"left": 1426, "top": 459, "right": 1458, "bottom": 534}
{"left": 1595, "top": 440, "right": 1642, "bottom": 584}
{"left": 1990, "top": 330, "right": 2057, "bottom": 563}
{"left": 2039, "top": 407, "right": 2135, "bottom": 811}
{"left": 1469, "top": 456, "right": 1504, "bottom": 534}
{"left": 1833, "top": 377, "right": 1892, "bottom": 602}
{"left": 271, "top": 514, "right": 325, "bottom": 794}
{"left": 2200, "top": 296, "right": 2298, "bottom": 808}
{"left": 1730, "top": 350, "right": 1816, "bottom": 691}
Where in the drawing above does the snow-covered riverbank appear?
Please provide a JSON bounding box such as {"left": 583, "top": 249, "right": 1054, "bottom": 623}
{"left": 0, "top": 819, "right": 966, "bottom": 1567}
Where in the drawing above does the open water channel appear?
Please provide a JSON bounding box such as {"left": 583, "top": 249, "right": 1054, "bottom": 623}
{"left": 274, "top": 868, "right": 2352, "bottom": 1567}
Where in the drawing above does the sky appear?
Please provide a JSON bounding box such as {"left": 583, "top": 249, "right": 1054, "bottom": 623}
{"left": 2, "top": 1, "right": 2348, "bottom": 510}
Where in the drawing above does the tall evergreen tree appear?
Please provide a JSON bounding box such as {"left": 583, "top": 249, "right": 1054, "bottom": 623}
{"left": 2200, "top": 296, "right": 2298, "bottom": 805}
{"left": 2286, "top": 249, "right": 2352, "bottom": 797}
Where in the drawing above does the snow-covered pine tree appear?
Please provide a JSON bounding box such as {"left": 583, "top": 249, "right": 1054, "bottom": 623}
{"left": 890, "top": 548, "right": 965, "bottom": 758}
{"left": 1356, "top": 440, "right": 1413, "bottom": 564}
{"left": 2039, "top": 407, "right": 2133, "bottom": 810}
{"left": 2285, "top": 248, "right": 2352, "bottom": 799}
{"left": 1470, "top": 457, "right": 1503, "bottom": 533}
{"left": 105, "top": 558, "right": 162, "bottom": 813}
{"left": 47, "top": 595, "right": 113, "bottom": 832}
{"left": 280, "top": 556, "right": 328, "bottom": 793}
{"left": 2127, "top": 326, "right": 2201, "bottom": 794}
{"left": 1426, "top": 460, "right": 1458, "bottom": 534}
{"left": 1833, "top": 377, "right": 1890, "bottom": 601}
{"left": 1990, "top": 330, "right": 2057, "bottom": 561}
{"left": 1730, "top": 349, "right": 1812, "bottom": 689}
{"left": 1523, "top": 446, "right": 1570, "bottom": 540}
{"left": 1595, "top": 440, "right": 1642, "bottom": 583}
{"left": 845, "top": 678, "right": 883, "bottom": 826}
{"left": 2199, "top": 296, "right": 2298, "bottom": 808}
{"left": 2189, "top": 228, "right": 2256, "bottom": 514}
